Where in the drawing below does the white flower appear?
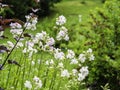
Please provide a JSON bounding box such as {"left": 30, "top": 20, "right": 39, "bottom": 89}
{"left": 33, "top": 76, "right": 42, "bottom": 89}
{"left": 32, "top": 37, "right": 39, "bottom": 44}
{"left": 56, "top": 34, "right": 62, "bottom": 41}
{"left": 78, "top": 53, "right": 86, "bottom": 63}
{"left": 25, "top": 41, "right": 34, "bottom": 52}
{"left": 72, "top": 69, "right": 78, "bottom": 76}
{"left": 54, "top": 51, "right": 65, "bottom": 60}
{"left": 31, "top": 24, "right": 36, "bottom": 31}
{"left": 32, "top": 17, "right": 38, "bottom": 24}
{"left": 87, "top": 48, "right": 92, "bottom": 53}
{"left": 49, "top": 59, "right": 54, "bottom": 65}
{"left": 59, "top": 30, "right": 66, "bottom": 37}
{"left": 58, "top": 62, "right": 64, "bottom": 68}
{"left": 66, "top": 50, "right": 75, "bottom": 59}
{"left": 64, "top": 34, "right": 69, "bottom": 41}
{"left": 35, "top": 79, "right": 42, "bottom": 89}
{"left": 70, "top": 58, "right": 78, "bottom": 64}
{"left": 89, "top": 54, "right": 95, "bottom": 61}
{"left": 25, "top": 15, "right": 31, "bottom": 21}
{"left": 80, "top": 66, "right": 89, "bottom": 77}
{"left": 17, "top": 42, "right": 23, "bottom": 48}
{"left": 45, "top": 60, "right": 49, "bottom": 65}
{"left": 31, "top": 61, "right": 35, "bottom": 66}
{"left": 35, "top": 31, "right": 47, "bottom": 40}
{"left": 24, "top": 22, "right": 31, "bottom": 30}
{"left": 7, "top": 41, "right": 14, "bottom": 49}
{"left": 10, "top": 22, "right": 22, "bottom": 29}
{"left": 23, "top": 48, "right": 27, "bottom": 53}
{"left": 29, "top": 51, "right": 33, "bottom": 58}
{"left": 38, "top": 41, "right": 43, "bottom": 47}
{"left": 35, "top": 33, "right": 43, "bottom": 40}
{"left": 56, "top": 26, "right": 69, "bottom": 41}
{"left": 33, "top": 76, "right": 40, "bottom": 82}
{"left": 78, "top": 73, "right": 85, "bottom": 81}
{"left": 10, "top": 28, "right": 23, "bottom": 35}
{"left": 24, "top": 15, "right": 37, "bottom": 30}
{"left": 56, "top": 15, "right": 66, "bottom": 25}
{"left": 46, "top": 37, "right": 55, "bottom": 46}
{"left": 24, "top": 80, "right": 32, "bottom": 89}
{"left": 26, "top": 41, "right": 34, "bottom": 48}
{"left": 61, "top": 69, "right": 70, "bottom": 78}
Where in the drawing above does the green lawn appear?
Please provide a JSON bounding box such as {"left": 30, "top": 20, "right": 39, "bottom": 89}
{"left": 36, "top": 0, "right": 103, "bottom": 28}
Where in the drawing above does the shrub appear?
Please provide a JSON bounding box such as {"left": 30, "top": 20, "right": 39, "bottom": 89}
{"left": 2, "top": 0, "right": 62, "bottom": 20}
{"left": 85, "top": 0, "right": 120, "bottom": 89}
{"left": 2, "top": 0, "right": 36, "bottom": 20}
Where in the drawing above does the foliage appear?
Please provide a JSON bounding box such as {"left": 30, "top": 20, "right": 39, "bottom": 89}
{"left": 85, "top": 0, "right": 120, "bottom": 89}
{"left": 2, "top": 0, "right": 61, "bottom": 20}
{"left": 2, "top": 0, "right": 36, "bottom": 20}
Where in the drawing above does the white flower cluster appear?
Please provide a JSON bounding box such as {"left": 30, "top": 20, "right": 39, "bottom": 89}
{"left": 78, "top": 48, "right": 95, "bottom": 63}
{"left": 78, "top": 66, "right": 89, "bottom": 81}
{"left": 32, "top": 31, "right": 55, "bottom": 52}
{"left": 24, "top": 15, "right": 38, "bottom": 31}
{"left": 33, "top": 31, "right": 47, "bottom": 44}
{"left": 7, "top": 41, "right": 14, "bottom": 50}
{"left": 56, "top": 26, "right": 69, "bottom": 41}
{"left": 24, "top": 80, "right": 32, "bottom": 89}
{"left": 70, "top": 58, "right": 78, "bottom": 64}
{"left": 66, "top": 49, "right": 78, "bottom": 65}
{"left": 54, "top": 48, "right": 65, "bottom": 60}
{"left": 9, "top": 14, "right": 38, "bottom": 39}
{"left": 56, "top": 15, "right": 66, "bottom": 26}
{"left": 57, "top": 48, "right": 95, "bottom": 82}
{"left": 66, "top": 49, "right": 75, "bottom": 59}
{"left": 61, "top": 69, "right": 70, "bottom": 78}
{"left": 10, "top": 22, "right": 23, "bottom": 38}
{"left": 24, "top": 76, "right": 42, "bottom": 89}
{"left": 55, "top": 15, "right": 69, "bottom": 41}
{"left": 33, "top": 76, "right": 42, "bottom": 89}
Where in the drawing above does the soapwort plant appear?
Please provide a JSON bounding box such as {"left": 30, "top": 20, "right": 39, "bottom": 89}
{"left": 0, "top": 14, "right": 95, "bottom": 90}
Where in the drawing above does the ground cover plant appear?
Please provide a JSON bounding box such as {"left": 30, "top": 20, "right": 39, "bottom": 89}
{"left": 0, "top": 0, "right": 120, "bottom": 90}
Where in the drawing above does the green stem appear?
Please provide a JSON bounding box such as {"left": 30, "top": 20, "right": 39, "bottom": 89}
{"left": 49, "top": 60, "right": 58, "bottom": 90}
{"left": 43, "top": 66, "right": 49, "bottom": 88}
{"left": 21, "top": 54, "right": 27, "bottom": 90}
{"left": 5, "top": 65, "right": 12, "bottom": 88}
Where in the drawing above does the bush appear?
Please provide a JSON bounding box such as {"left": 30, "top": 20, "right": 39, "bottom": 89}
{"left": 85, "top": 0, "right": 120, "bottom": 89}
{"left": 2, "top": 0, "right": 62, "bottom": 20}
{"left": 2, "top": 0, "right": 36, "bottom": 20}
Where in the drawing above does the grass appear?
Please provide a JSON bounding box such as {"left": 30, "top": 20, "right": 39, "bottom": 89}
{"left": 37, "top": 0, "right": 103, "bottom": 31}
